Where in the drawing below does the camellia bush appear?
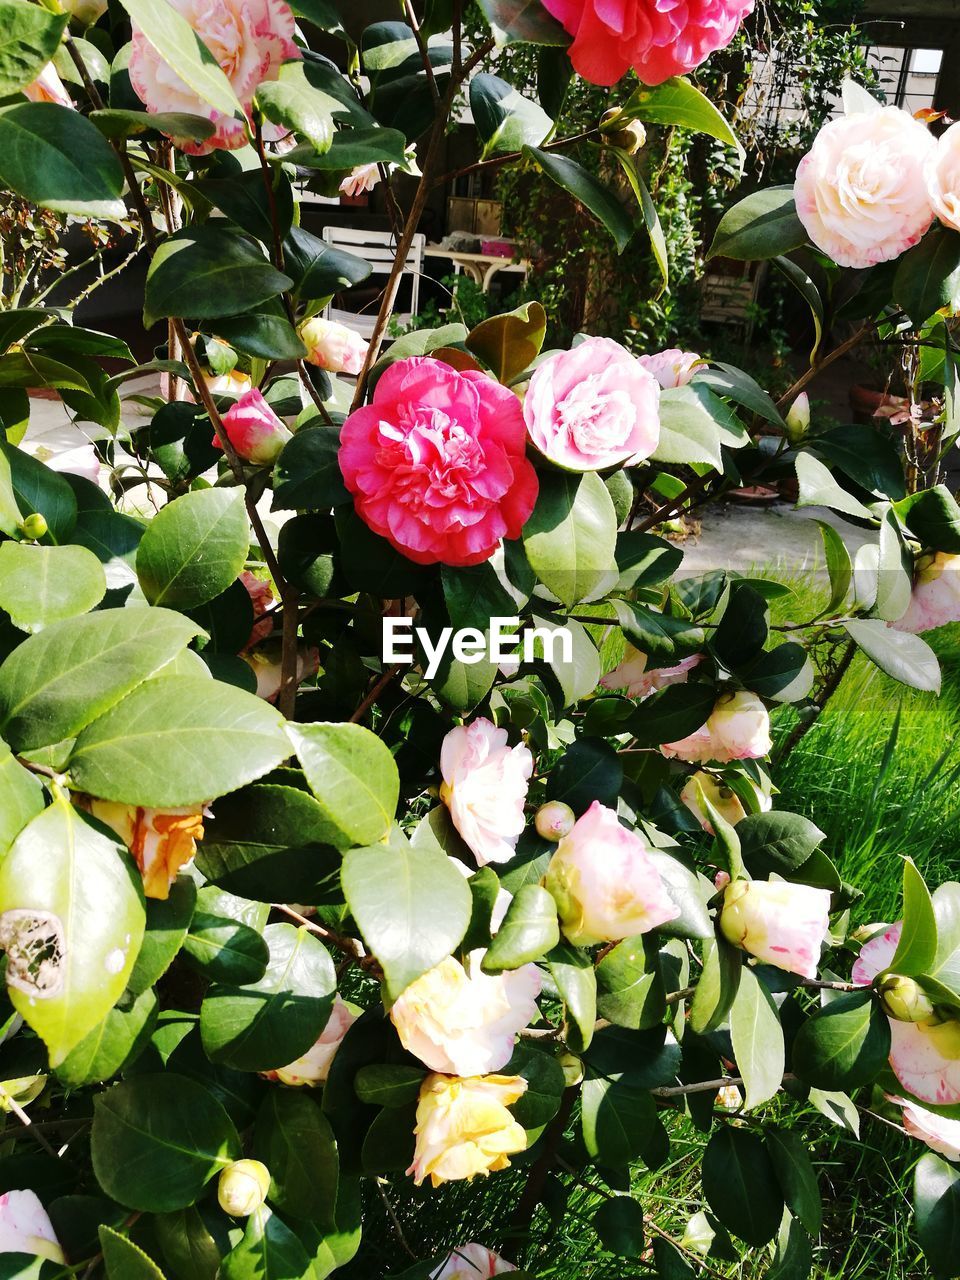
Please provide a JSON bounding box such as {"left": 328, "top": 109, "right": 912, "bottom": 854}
{"left": 2, "top": 0, "right": 960, "bottom": 1275}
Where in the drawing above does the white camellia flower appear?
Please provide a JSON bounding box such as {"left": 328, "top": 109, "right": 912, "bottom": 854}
{"left": 407, "top": 1074, "right": 527, "bottom": 1187}
{"left": 440, "top": 719, "right": 533, "bottom": 867}
{"left": 661, "top": 691, "right": 772, "bottom": 764}
{"left": 0, "top": 1190, "right": 64, "bottom": 1261}
{"left": 430, "top": 1243, "right": 517, "bottom": 1279}
{"left": 892, "top": 552, "right": 960, "bottom": 634}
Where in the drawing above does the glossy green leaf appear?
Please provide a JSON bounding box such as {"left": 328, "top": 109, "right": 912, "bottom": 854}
{"left": 221, "top": 1206, "right": 310, "bottom": 1280}
{"left": 0, "top": 738, "right": 43, "bottom": 857}
{"left": 99, "top": 1225, "right": 166, "bottom": 1280}
{"left": 915, "top": 1152, "right": 960, "bottom": 1279}
{"left": 136, "top": 488, "right": 249, "bottom": 609}
{"left": 525, "top": 147, "right": 634, "bottom": 253}
{"left": 765, "top": 1128, "right": 822, "bottom": 1236}
{"left": 1, "top": 439, "right": 77, "bottom": 543}
{"left": 596, "top": 937, "right": 665, "bottom": 1030}
{"left": 0, "top": 1, "right": 68, "bottom": 95}
{"left": 58, "top": 988, "right": 158, "bottom": 1088}
{"left": 547, "top": 943, "right": 597, "bottom": 1051}
{"left": 522, "top": 471, "right": 617, "bottom": 607}
{"left": 482, "top": 884, "right": 560, "bottom": 973}
{"left": 0, "top": 102, "right": 126, "bottom": 219}
{"left": 470, "top": 74, "right": 552, "bottom": 157}
{"left": 128, "top": 876, "right": 198, "bottom": 996}
{"left": 893, "top": 485, "right": 960, "bottom": 553}
{"left": 254, "top": 1090, "right": 338, "bottom": 1226}
{"left": 707, "top": 186, "right": 807, "bottom": 260}
{"left": 792, "top": 989, "right": 891, "bottom": 1090}
{"left": 702, "top": 1127, "right": 784, "bottom": 1245}
{"left": 895, "top": 227, "right": 960, "bottom": 326}
{"left": 182, "top": 889, "right": 270, "bottom": 986}
{"left": 593, "top": 1197, "right": 645, "bottom": 1258}
{"left": 737, "top": 811, "right": 825, "bottom": 876}
{"left": 284, "top": 226, "right": 372, "bottom": 301}
{"left": 844, "top": 619, "right": 941, "bottom": 693}
{"left": 354, "top": 1064, "right": 425, "bottom": 1109}
{"left": 256, "top": 62, "right": 336, "bottom": 153}
{"left": 729, "top": 965, "right": 783, "bottom": 1109}
{"left": 689, "top": 935, "right": 741, "bottom": 1035}
{"left": 0, "top": 542, "right": 105, "bottom": 633}
{"left": 144, "top": 228, "right": 293, "bottom": 328}
{"left": 286, "top": 721, "right": 400, "bottom": 850}
{"left": 465, "top": 301, "right": 546, "bottom": 383}
{"left": 89, "top": 108, "right": 216, "bottom": 142}
{"left": 890, "top": 857, "right": 938, "bottom": 977}
{"left": 272, "top": 427, "right": 349, "bottom": 511}
{"left": 582, "top": 1076, "right": 656, "bottom": 1166}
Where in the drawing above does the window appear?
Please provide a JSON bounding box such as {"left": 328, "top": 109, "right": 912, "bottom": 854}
{"left": 864, "top": 46, "right": 942, "bottom": 113}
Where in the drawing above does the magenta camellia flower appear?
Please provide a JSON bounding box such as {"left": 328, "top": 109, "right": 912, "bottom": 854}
{"left": 129, "top": 0, "right": 300, "bottom": 155}
{"left": 540, "top": 0, "right": 753, "bottom": 86}
{"left": 544, "top": 800, "right": 679, "bottom": 946}
{"left": 523, "top": 337, "right": 660, "bottom": 471}
{"left": 0, "top": 1190, "right": 64, "bottom": 1262}
{"left": 661, "top": 690, "right": 772, "bottom": 763}
{"left": 794, "top": 106, "right": 936, "bottom": 269}
{"left": 440, "top": 719, "right": 533, "bottom": 866}
{"left": 600, "top": 646, "right": 701, "bottom": 699}
{"left": 430, "top": 1244, "right": 517, "bottom": 1279}
{"left": 215, "top": 387, "right": 292, "bottom": 465}
{"left": 892, "top": 552, "right": 960, "bottom": 633}
{"left": 927, "top": 121, "right": 960, "bottom": 233}
{"left": 890, "top": 1096, "right": 960, "bottom": 1161}
{"left": 719, "top": 878, "right": 831, "bottom": 979}
{"left": 638, "top": 348, "right": 703, "bottom": 389}
{"left": 299, "top": 318, "right": 368, "bottom": 376}
{"left": 339, "top": 358, "right": 538, "bottom": 566}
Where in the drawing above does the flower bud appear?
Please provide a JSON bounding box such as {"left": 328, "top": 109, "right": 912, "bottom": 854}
{"left": 879, "top": 975, "right": 937, "bottom": 1024}
{"left": 18, "top": 514, "right": 48, "bottom": 541}
{"left": 784, "top": 391, "right": 810, "bottom": 444}
{"left": 299, "top": 318, "right": 368, "bottom": 376}
{"left": 535, "top": 801, "right": 576, "bottom": 842}
{"left": 599, "top": 110, "right": 647, "bottom": 153}
{"left": 217, "top": 1159, "right": 270, "bottom": 1217}
{"left": 215, "top": 387, "right": 292, "bottom": 466}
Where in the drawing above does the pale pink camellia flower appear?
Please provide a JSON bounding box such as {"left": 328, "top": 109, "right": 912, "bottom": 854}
{"left": 339, "top": 162, "right": 381, "bottom": 199}
{"left": 239, "top": 570, "right": 275, "bottom": 648}
{"left": 523, "top": 337, "right": 660, "bottom": 472}
{"left": 408, "top": 1073, "right": 527, "bottom": 1187}
{"left": 854, "top": 922, "right": 960, "bottom": 1105}
{"left": 794, "top": 106, "right": 936, "bottom": 269}
{"left": 129, "top": 0, "right": 300, "bottom": 155}
{"left": 339, "top": 357, "right": 538, "bottom": 567}
{"left": 927, "top": 121, "right": 960, "bottom": 233}
{"left": 431, "top": 1244, "right": 517, "bottom": 1280}
{"left": 540, "top": 0, "right": 753, "bottom": 86}
{"left": 719, "top": 878, "right": 832, "bottom": 979}
{"left": 299, "top": 318, "right": 368, "bottom": 376}
{"left": 204, "top": 369, "right": 253, "bottom": 399}
{"left": 23, "top": 63, "right": 73, "bottom": 108}
{"left": 661, "top": 691, "right": 772, "bottom": 764}
{"left": 242, "top": 642, "right": 320, "bottom": 702}
{"left": 891, "top": 552, "right": 960, "bottom": 634}
{"left": 262, "top": 996, "right": 358, "bottom": 1086}
{"left": 600, "top": 646, "right": 701, "bottom": 699}
{"left": 543, "top": 800, "right": 679, "bottom": 947}
{"left": 215, "top": 387, "right": 293, "bottom": 466}
{"left": 679, "top": 770, "right": 771, "bottom": 834}
{"left": 637, "top": 348, "right": 703, "bottom": 390}
{"left": 390, "top": 951, "right": 541, "bottom": 1077}
{"left": 31, "top": 441, "right": 101, "bottom": 485}
{"left": 890, "top": 1096, "right": 960, "bottom": 1161}
{"left": 440, "top": 719, "right": 533, "bottom": 867}
{"left": 0, "top": 1190, "right": 64, "bottom": 1262}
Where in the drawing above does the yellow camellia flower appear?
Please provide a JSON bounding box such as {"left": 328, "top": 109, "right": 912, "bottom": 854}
{"left": 86, "top": 800, "right": 204, "bottom": 899}
{"left": 407, "top": 1073, "right": 527, "bottom": 1188}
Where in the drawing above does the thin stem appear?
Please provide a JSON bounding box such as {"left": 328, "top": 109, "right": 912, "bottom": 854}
{"left": 297, "top": 361, "right": 334, "bottom": 425}
{"left": 652, "top": 1074, "right": 796, "bottom": 1098}
{"left": 0, "top": 1088, "right": 60, "bottom": 1159}
{"left": 403, "top": 0, "right": 440, "bottom": 104}
{"left": 253, "top": 120, "right": 286, "bottom": 275}
{"left": 776, "top": 323, "right": 872, "bottom": 413}
{"left": 376, "top": 1180, "right": 418, "bottom": 1259}
{"left": 633, "top": 471, "right": 713, "bottom": 533}
{"left": 271, "top": 902, "right": 382, "bottom": 975}
{"left": 349, "top": 664, "right": 402, "bottom": 724}
{"left": 277, "top": 591, "right": 301, "bottom": 720}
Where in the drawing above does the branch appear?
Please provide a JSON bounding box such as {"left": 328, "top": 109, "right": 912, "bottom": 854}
{"left": 403, "top": 0, "right": 440, "bottom": 104}
{"left": 776, "top": 322, "right": 872, "bottom": 413}
{"left": 349, "top": 664, "right": 402, "bottom": 723}
{"left": 509, "top": 1084, "right": 579, "bottom": 1249}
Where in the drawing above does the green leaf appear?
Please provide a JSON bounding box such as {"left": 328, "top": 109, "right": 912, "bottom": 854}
{"left": 0, "top": 738, "right": 43, "bottom": 856}
{"left": 612, "top": 600, "right": 704, "bottom": 663}
{"left": 482, "top": 884, "right": 560, "bottom": 973}
{"left": 614, "top": 156, "right": 668, "bottom": 291}
{"left": 814, "top": 423, "right": 906, "bottom": 501}
{"left": 596, "top": 937, "right": 665, "bottom": 1030}
{"left": 68, "top": 676, "right": 289, "bottom": 806}
{"left": 117, "top": 0, "right": 245, "bottom": 120}
{"left": 128, "top": 876, "right": 197, "bottom": 996}
{"left": 546, "top": 736, "right": 622, "bottom": 813}
{"left": 741, "top": 642, "right": 813, "bottom": 703}
{"left": 272, "top": 427, "right": 349, "bottom": 511}
{"left": 182, "top": 890, "right": 269, "bottom": 985}
{"left": 547, "top": 943, "right": 597, "bottom": 1051}
{"left": 795, "top": 452, "right": 873, "bottom": 521}
{"left": 284, "top": 227, "right": 372, "bottom": 301}
{"left": 792, "top": 989, "right": 891, "bottom": 1090}
{"left": 737, "top": 811, "right": 825, "bottom": 876}
{"left": 99, "top": 1225, "right": 166, "bottom": 1280}
{"left": 581, "top": 1076, "right": 656, "bottom": 1166}
{"left": 0, "top": 1, "right": 68, "bottom": 95}
{"left": 465, "top": 301, "right": 546, "bottom": 383}
{"left": 144, "top": 229, "right": 293, "bottom": 329}
{"left": 629, "top": 683, "right": 716, "bottom": 749}
{"left": 712, "top": 581, "right": 769, "bottom": 668}
{"left": 222, "top": 1206, "right": 311, "bottom": 1280}
{"left": 915, "top": 1152, "right": 960, "bottom": 1280}
{"left": 622, "top": 76, "right": 740, "bottom": 155}
{"left": 766, "top": 1214, "right": 813, "bottom": 1280}
{"left": 214, "top": 312, "right": 306, "bottom": 362}
{"left": 895, "top": 227, "right": 960, "bottom": 326}
{"left": 0, "top": 607, "right": 202, "bottom": 752}
{"left": 890, "top": 857, "right": 938, "bottom": 977}
{"left": 285, "top": 126, "right": 407, "bottom": 171}
{"left": 729, "top": 965, "right": 783, "bottom": 1109}
{"left": 523, "top": 471, "right": 617, "bottom": 607}
{"left": 475, "top": 0, "right": 569, "bottom": 44}
{"left": 593, "top": 1197, "right": 645, "bottom": 1258}
{"left": 354, "top": 1064, "right": 426, "bottom": 1108}
{"left": 0, "top": 542, "right": 105, "bottom": 633}
{"left": 1, "top": 439, "right": 77, "bottom": 543}
{"left": 341, "top": 837, "right": 471, "bottom": 1001}
{"left": 0, "top": 102, "right": 126, "bottom": 219}
{"left": 89, "top": 108, "right": 216, "bottom": 142}
{"left": 91, "top": 1073, "right": 241, "bottom": 1212}
{"left": 0, "top": 797, "right": 145, "bottom": 1067}
{"left": 57, "top": 988, "right": 158, "bottom": 1088}
{"left": 773, "top": 255, "right": 824, "bottom": 361}
{"left": 286, "top": 721, "right": 400, "bottom": 850}
{"left": 814, "top": 518, "right": 853, "bottom": 614}
{"left": 707, "top": 186, "right": 807, "bottom": 260}
{"left": 470, "top": 74, "right": 552, "bottom": 158}
{"left": 200, "top": 923, "right": 335, "bottom": 1071}
{"left": 893, "top": 485, "right": 960, "bottom": 553}
{"left": 136, "top": 488, "right": 249, "bottom": 609}
{"left": 256, "top": 62, "right": 336, "bottom": 154}
{"left": 652, "top": 387, "right": 723, "bottom": 467}
{"left": 702, "top": 1127, "right": 784, "bottom": 1245}
{"left": 695, "top": 362, "right": 785, "bottom": 428}
{"left": 524, "top": 146, "right": 634, "bottom": 253}
{"left": 929, "top": 883, "right": 960, "bottom": 998}
{"left": 648, "top": 850, "right": 713, "bottom": 940}
{"left": 844, "top": 619, "right": 941, "bottom": 693}
{"left": 361, "top": 1101, "right": 417, "bottom": 1175}
{"left": 689, "top": 935, "right": 742, "bottom": 1035}
{"left": 254, "top": 1090, "right": 338, "bottom": 1227}
{"left": 765, "top": 1128, "right": 822, "bottom": 1236}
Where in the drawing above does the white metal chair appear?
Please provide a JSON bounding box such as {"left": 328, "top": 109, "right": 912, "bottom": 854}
{"left": 320, "top": 226, "right": 425, "bottom": 339}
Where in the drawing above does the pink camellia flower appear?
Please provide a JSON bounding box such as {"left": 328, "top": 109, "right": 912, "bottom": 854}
{"left": 215, "top": 387, "right": 293, "bottom": 465}
{"left": 431, "top": 1244, "right": 517, "bottom": 1280}
{"left": 661, "top": 691, "right": 772, "bottom": 763}
{"left": 540, "top": 0, "right": 753, "bottom": 86}
{"left": 129, "top": 0, "right": 300, "bottom": 155}
{"left": 854, "top": 922, "right": 960, "bottom": 1105}
{"left": 600, "top": 646, "right": 701, "bottom": 699}
{"left": 679, "top": 770, "right": 771, "bottom": 834}
{"left": 794, "top": 106, "right": 936, "bottom": 269}
{"left": 720, "top": 878, "right": 831, "bottom": 979}
{"left": 299, "top": 318, "right": 368, "bottom": 376}
{"left": 927, "top": 121, "right": 960, "bottom": 233}
{"left": 23, "top": 63, "right": 73, "bottom": 108}
{"left": 0, "top": 1190, "right": 64, "bottom": 1262}
{"left": 390, "top": 951, "right": 541, "bottom": 1076}
{"left": 523, "top": 337, "right": 660, "bottom": 471}
{"left": 339, "top": 358, "right": 538, "bottom": 566}
{"left": 638, "top": 348, "right": 703, "bottom": 389}
{"left": 892, "top": 552, "right": 960, "bottom": 633}
{"left": 543, "top": 800, "right": 679, "bottom": 946}
{"left": 262, "top": 996, "right": 357, "bottom": 1086}
{"left": 890, "top": 1096, "right": 960, "bottom": 1161}
{"left": 239, "top": 570, "right": 275, "bottom": 648}
{"left": 440, "top": 719, "right": 533, "bottom": 866}
{"left": 340, "top": 162, "right": 381, "bottom": 199}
